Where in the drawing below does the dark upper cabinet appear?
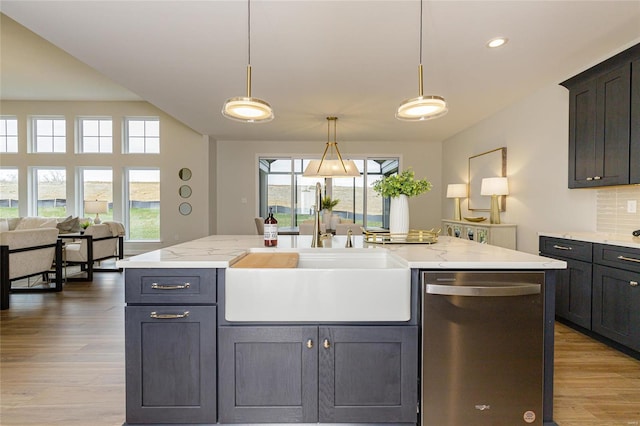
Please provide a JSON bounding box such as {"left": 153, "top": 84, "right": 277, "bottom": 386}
{"left": 561, "top": 43, "right": 640, "bottom": 188}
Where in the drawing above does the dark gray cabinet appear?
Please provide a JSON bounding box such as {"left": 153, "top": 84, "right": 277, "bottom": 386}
{"left": 561, "top": 43, "right": 639, "bottom": 188}
{"left": 218, "top": 325, "right": 418, "bottom": 424}
{"left": 592, "top": 244, "right": 640, "bottom": 352}
{"left": 539, "top": 236, "right": 593, "bottom": 328}
{"left": 124, "top": 269, "right": 217, "bottom": 424}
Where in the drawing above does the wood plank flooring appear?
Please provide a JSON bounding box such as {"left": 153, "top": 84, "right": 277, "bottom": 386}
{"left": 1, "top": 272, "right": 639, "bottom": 425}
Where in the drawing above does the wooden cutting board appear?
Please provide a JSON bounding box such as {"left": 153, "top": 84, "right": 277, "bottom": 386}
{"left": 231, "top": 252, "right": 299, "bottom": 268}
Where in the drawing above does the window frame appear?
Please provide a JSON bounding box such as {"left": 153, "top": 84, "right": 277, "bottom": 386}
{"left": 29, "top": 166, "right": 67, "bottom": 217}
{"left": 124, "top": 117, "right": 160, "bottom": 154}
{"left": 77, "top": 117, "right": 113, "bottom": 153}
{"left": 0, "top": 116, "right": 19, "bottom": 153}
{"left": 31, "top": 116, "right": 67, "bottom": 153}
{"left": 124, "top": 167, "right": 160, "bottom": 242}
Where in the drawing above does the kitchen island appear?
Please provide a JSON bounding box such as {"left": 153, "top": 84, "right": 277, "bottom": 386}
{"left": 118, "top": 235, "right": 565, "bottom": 426}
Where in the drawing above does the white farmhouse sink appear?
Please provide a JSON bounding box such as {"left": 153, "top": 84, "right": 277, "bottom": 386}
{"left": 224, "top": 248, "right": 411, "bottom": 322}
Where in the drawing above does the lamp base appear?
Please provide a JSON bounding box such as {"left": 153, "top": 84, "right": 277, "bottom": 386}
{"left": 489, "top": 195, "right": 501, "bottom": 224}
{"left": 453, "top": 198, "right": 462, "bottom": 221}
{"left": 94, "top": 214, "right": 102, "bottom": 225}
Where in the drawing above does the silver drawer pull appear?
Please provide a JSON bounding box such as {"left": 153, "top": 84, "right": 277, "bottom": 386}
{"left": 593, "top": 176, "right": 601, "bottom": 180}
{"left": 151, "top": 283, "right": 191, "bottom": 290}
{"left": 586, "top": 177, "right": 593, "bottom": 181}
{"left": 617, "top": 255, "right": 640, "bottom": 264}
{"left": 150, "top": 311, "right": 190, "bottom": 319}
{"left": 630, "top": 281, "right": 638, "bottom": 287}
{"left": 553, "top": 245, "right": 573, "bottom": 251}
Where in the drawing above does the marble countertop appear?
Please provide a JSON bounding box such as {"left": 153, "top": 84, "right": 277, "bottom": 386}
{"left": 117, "top": 235, "right": 566, "bottom": 270}
{"left": 539, "top": 231, "right": 640, "bottom": 250}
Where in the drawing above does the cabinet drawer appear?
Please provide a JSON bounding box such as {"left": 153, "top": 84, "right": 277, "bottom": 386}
{"left": 593, "top": 244, "right": 640, "bottom": 273}
{"left": 539, "top": 237, "right": 592, "bottom": 262}
{"left": 125, "top": 268, "right": 216, "bottom": 304}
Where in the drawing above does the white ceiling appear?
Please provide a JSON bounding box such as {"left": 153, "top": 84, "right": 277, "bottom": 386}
{"left": 1, "top": 1, "right": 639, "bottom": 143}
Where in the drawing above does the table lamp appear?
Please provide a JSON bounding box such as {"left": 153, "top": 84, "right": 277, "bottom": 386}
{"left": 480, "top": 177, "right": 509, "bottom": 224}
{"left": 84, "top": 200, "right": 108, "bottom": 224}
{"left": 446, "top": 184, "right": 467, "bottom": 221}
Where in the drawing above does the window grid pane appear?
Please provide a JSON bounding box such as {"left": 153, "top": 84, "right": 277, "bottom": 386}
{"left": 36, "top": 168, "right": 66, "bottom": 217}
{"left": 34, "top": 118, "right": 66, "bottom": 153}
{"left": 127, "top": 169, "right": 160, "bottom": 240}
{"left": 0, "top": 117, "right": 18, "bottom": 153}
{"left": 126, "top": 118, "right": 160, "bottom": 154}
{"left": 82, "top": 168, "right": 113, "bottom": 223}
{"left": 80, "top": 118, "right": 113, "bottom": 153}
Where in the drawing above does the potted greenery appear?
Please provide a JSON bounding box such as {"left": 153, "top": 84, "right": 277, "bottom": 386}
{"left": 372, "top": 169, "right": 432, "bottom": 235}
{"left": 321, "top": 196, "right": 340, "bottom": 229}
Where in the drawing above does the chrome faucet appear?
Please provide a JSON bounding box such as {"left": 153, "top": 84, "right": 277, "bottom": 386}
{"left": 345, "top": 229, "right": 353, "bottom": 248}
{"left": 311, "top": 182, "right": 330, "bottom": 248}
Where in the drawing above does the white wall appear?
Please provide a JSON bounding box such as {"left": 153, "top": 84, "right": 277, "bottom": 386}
{"left": 441, "top": 84, "right": 597, "bottom": 255}
{"left": 215, "top": 139, "right": 443, "bottom": 235}
{"left": 0, "top": 100, "right": 211, "bottom": 254}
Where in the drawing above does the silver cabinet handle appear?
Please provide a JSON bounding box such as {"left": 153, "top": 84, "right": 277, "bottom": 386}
{"left": 617, "top": 255, "right": 640, "bottom": 264}
{"left": 426, "top": 283, "right": 540, "bottom": 297}
{"left": 630, "top": 281, "right": 638, "bottom": 287}
{"left": 593, "top": 176, "right": 601, "bottom": 180}
{"left": 553, "top": 245, "right": 573, "bottom": 251}
{"left": 150, "top": 311, "right": 190, "bottom": 319}
{"left": 306, "top": 339, "right": 313, "bottom": 349}
{"left": 151, "top": 283, "right": 191, "bottom": 290}
{"left": 586, "top": 177, "right": 593, "bottom": 181}
{"left": 323, "top": 339, "right": 331, "bottom": 349}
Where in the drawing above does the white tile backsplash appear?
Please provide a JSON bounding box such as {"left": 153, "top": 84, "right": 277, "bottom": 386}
{"left": 596, "top": 186, "right": 640, "bottom": 234}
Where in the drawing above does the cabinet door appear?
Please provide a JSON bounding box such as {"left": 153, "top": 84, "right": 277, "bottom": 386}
{"left": 218, "top": 326, "right": 318, "bottom": 423}
{"left": 554, "top": 257, "right": 593, "bottom": 329}
{"left": 125, "top": 305, "right": 217, "bottom": 424}
{"left": 568, "top": 64, "right": 631, "bottom": 188}
{"left": 631, "top": 58, "right": 640, "bottom": 184}
{"left": 318, "top": 326, "right": 418, "bottom": 423}
{"left": 592, "top": 265, "right": 640, "bottom": 351}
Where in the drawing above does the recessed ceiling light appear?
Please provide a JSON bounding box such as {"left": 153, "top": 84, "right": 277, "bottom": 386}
{"left": 486, "top": 37, "right": 508, "bottom": 48}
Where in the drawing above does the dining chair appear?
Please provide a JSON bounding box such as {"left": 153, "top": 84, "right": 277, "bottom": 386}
{"left": 254, "top": 218, "right": 264, "bottom": 235}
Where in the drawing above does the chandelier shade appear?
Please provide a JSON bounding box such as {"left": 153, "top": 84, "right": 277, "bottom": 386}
{"left": 303, "top": 117, "right": 360, "bottom": 178}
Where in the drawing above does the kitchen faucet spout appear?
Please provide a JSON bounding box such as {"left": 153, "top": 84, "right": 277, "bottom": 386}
{"left": 311, "top": 182, "right": 330, "bottom": 247}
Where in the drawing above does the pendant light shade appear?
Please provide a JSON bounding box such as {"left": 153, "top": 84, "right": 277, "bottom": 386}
{"left": 222, "top": 0, "right": 274, "bottom": 123}
{"left": 303, "top": 117, "right": 360, "bottom": 178}
{"left": 396, "top": 0, "right": 447, "bottom": 121}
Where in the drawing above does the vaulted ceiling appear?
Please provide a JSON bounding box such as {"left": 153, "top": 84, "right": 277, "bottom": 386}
{"left": 1, "top": 1, "right": 639, "bottom": 142}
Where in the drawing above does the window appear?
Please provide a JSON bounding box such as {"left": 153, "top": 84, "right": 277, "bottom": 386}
{"left": 79, "top": 168, "right": 113, "bottom": 222}
{"left": 78, "top": 118, "right": 112, "bottom": 153}
{"left": 33, "top": 117, "right": 66, "bottom": 153}
{"left": 0, "top": 168, "right": 19, "bottom": 218}
{"left": 126, "top": 169, "right": 160, "bottom": 240}
{"left": 0, "top": 117, "right": 18, "bottom": 153}
{"left": 125, "top": 118, "right": 159, "bottom": 153}
{"left": 258, "top": 157, "right": 398, "bottom": 229}
{"left": 32, "top": 168, "right": 67, "bottom": 217}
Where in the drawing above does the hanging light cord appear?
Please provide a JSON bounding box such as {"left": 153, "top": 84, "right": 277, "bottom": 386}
{"left": 418, "top": 0, "right": 424, "bottom": 97}
{"left": 247, "top": 0, "right": 251, "bottom": 66}
{"left": 419, "top": 0, "right": 423, "bottom": 66}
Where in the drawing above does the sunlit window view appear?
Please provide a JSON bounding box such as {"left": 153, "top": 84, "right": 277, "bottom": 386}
{"left": 0, "top": 168, "right": 19, "bottom": 217}
{"left": 33, "top": 118, "right": 66, "bottom": 153}
{"left": 34, "top": 168, "right": 66, "bottom": 217}
{"left": 0, "top": 117, "right": 18, "bottom": 153}
{"left": 80, "top": 168, "right": 113, "bottom": 222}
{"left": 126, "top": 169, "right": 160, "bottom": 240}
{"left": 259, "top": 157, "right": 398, "bottom": 228}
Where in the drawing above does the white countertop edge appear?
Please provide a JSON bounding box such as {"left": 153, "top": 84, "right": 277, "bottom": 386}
{"left": 539, "top": 231, "right": 640, "bottom": 249}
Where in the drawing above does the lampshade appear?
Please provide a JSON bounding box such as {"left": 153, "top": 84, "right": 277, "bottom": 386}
{"left": 480, "top": 177, "right": 509, "bottom": 196}
{"left": 221, "top": 0, "right": 274, "bottom": 123}
{"left": 84, "top": 200, "right": 108, "bottom": 214}
{"left": 303, "top": 117, "right": 360, "bottom": 178}
{"left": 396, "top": 0, "right": 448, "bottom": 121}
{"left": 446, "top": 183, "right": 467, "bottom": 198}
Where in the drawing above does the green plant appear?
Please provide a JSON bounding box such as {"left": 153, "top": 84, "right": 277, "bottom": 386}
{"left": 321, "top": 196, "right": 340, "bottom": 210}
{"left": 372, "top": 168, "right": 432, "bottom": 198}
{"left": 80, "top": 220, "right": 91, "bottom": 229}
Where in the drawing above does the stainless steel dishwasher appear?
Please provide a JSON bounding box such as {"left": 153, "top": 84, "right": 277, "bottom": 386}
{"left": 421, "top": 271, "right": 544, "bottom": 426}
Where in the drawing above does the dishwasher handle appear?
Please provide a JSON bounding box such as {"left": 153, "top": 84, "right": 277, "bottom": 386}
{"left": 426, "top": 283, "right": 541, "bottom": 297}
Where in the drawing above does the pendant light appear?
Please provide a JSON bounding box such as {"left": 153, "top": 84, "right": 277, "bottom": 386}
{"left": 222, "top": 0, "right": 274, "bottom": 123}
{"left": 396, "top": 0, "right": 447, "bottom": 121}
{"left": 303, "top": 117, "right": 360, "bottom": 178}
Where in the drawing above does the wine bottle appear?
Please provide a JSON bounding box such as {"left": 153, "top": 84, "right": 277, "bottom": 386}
{"left": 264, "top": 207, "right": 278, "bottom": 247}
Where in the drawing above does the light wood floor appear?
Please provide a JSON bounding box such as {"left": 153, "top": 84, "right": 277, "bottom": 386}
{"left": 1, "top": 273, "right": 639, "bottom": 425}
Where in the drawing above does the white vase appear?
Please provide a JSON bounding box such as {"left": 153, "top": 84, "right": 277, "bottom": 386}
{"left": 323, "top": 209, "right": 332, "bottom": 229}
{"left": 389, "top": 194, "right": 410, "bottom": 236}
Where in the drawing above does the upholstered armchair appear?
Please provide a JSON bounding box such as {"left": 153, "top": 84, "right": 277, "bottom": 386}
{"left": 62, "top": 223, "right": 123, "bottom": 281}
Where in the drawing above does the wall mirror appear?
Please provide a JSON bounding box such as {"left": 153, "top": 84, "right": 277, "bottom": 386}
{"left": 179, "top": 185, "right": 192, "bottom": 198}
{"left": 178, "top": 168, "right": 192, "bottom": 181}
{"left": 468, "top": 147, "right": 507, "bottom": 211}
{"left": 179, "top": 202, "right": 192, "bottom": 215}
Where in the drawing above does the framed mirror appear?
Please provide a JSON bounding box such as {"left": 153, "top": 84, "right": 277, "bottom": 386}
{"left": 178, "top": 168, "right": 192, "bottom": 181}
{"left": 468, "top": 147, "right": 507, "bottom": 211}
{"left": 179, "top": 202, "right": 192, "bottom": 215}
{"left": 179, "top": 185, "right": 192, "bottom": 198}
